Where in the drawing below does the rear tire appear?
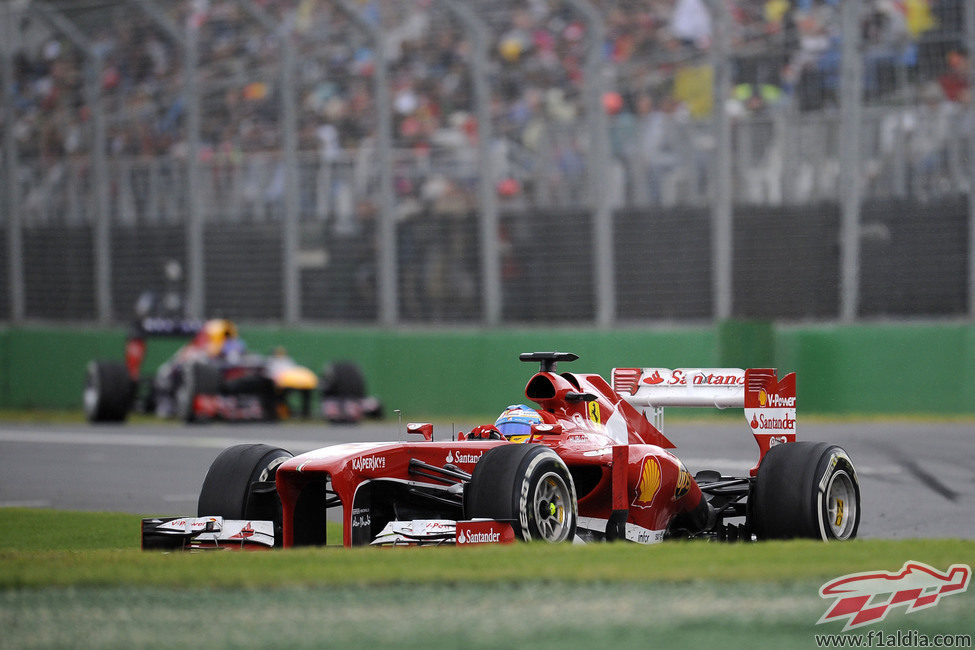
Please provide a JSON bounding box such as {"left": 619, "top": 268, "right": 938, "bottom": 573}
{"left": 750, "top": 442, "right": 860, "bottom": 540}
{"left": 197, "top": 444, "right": 293, "bottom": 520}
{"left": 321, "top": 361, "right": 366, "bottom": 398}
{"left": 84, "top": 361, "right": 134, "bottom": 423}
{"left": 466, "top": 444, "right": 577, "bottom": 542}
{"left": 176, "top": 361, "right": 222, "bottom": 423}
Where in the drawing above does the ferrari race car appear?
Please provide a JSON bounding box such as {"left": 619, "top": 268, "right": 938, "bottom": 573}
{"left": 146, "top": 352, "right": 861, "bottom": 550}
{"left": 84, "top": 318, "right": 321, "bottom": 424}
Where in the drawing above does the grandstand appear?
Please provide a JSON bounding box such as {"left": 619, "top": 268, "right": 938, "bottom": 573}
{"left": 1, "top": 0, "right": 972, "bottom": 325}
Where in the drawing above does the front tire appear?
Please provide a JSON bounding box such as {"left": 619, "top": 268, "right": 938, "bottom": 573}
{"left": 197, "top": 443, "right": 293, "bottom": 522}
{"left": 750, "top": 442, "right": 860, "bottom": 541}
{"left": 84, "top": 361, "right": 134, "bottom": 423}
{"left": 176, "top": 361, "right": 222, "bottom": 423}
{"left": 466, "top": 444, "right": 577, "bottom": 543}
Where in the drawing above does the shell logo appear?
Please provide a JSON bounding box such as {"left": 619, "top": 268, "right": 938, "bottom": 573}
{"left": 759, "top": 388, "right": 768, "bottom": 407}
{"left": 631, "top": 457, "right": 661, "bottom": 509}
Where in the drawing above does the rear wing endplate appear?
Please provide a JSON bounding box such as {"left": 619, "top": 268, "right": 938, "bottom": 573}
{"left": 612, "top": 367, "right": 797, "bottom": 474}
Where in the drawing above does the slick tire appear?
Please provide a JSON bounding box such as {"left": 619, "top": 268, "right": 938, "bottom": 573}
{"left": 83, "top": 361, "right": 134, "bottom": 423}
{"left": 176, "top": 361, "right": 221, "bottom": 423}
{"left": 321, "top": 361, "right": 366, "bottom": 398}
{"left": 197, "top": 444, "right": 293, "bottom": 521}
{"left": 750, "top": 442, "right": 860, "bottom": 541}
{"left": 466, "top": 444, "right": 577, "bottom": 543}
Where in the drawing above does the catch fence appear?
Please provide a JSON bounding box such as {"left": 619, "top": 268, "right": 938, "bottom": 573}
{"left": 2, "top": 0, "right": 973, "bottom": 325}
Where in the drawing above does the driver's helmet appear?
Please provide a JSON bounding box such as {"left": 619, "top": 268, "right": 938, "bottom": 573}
{"left": 494, "top": 404, "right": 542, "bottom": 439}
{"left": 201, "top": 319, "right": 239, "bottom": 357}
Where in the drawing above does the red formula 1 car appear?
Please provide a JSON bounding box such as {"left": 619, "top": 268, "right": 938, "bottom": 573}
{"left": 152, "top": 352, "right": 860, "bottom": 550}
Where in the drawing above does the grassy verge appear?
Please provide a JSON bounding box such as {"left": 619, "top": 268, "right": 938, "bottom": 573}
{"left": 2, "top": 508, "right": 973, "bottom": 648}
{"left": 2, "top": 508, "right": 973, "bottom": 589}
{"left": 3, "top": 582, "right": 971, "bottom": 649}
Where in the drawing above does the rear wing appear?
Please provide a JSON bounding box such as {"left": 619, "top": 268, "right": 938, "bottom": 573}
{"left": 125, "top": 317, "right": 203, "bottom": 378}
{"left": 612, "top": 367, "right": 796, "bottom": 474}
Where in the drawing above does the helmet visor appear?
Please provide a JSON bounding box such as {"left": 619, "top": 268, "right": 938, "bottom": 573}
{"left": 496, "top": 421, "right": 533, "bottom": 436}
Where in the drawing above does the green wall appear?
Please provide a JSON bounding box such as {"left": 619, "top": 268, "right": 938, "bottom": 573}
{"left": 775, "top": 323, "right": 975, "bottom": 413}
{"left": 1, "top": 322, "right": 973, "bottom": 417}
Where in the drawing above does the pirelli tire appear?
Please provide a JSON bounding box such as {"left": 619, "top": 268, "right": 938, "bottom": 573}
{"left": 321, "top": 361, "right": 367, "bottom": 398}
{"left": 466, "top": 444, "right": 577, "bottom": 543}
{"left": 197, "top": 443, "right": 293, "bottom": 522}
{"left": 176, "top": 361, "right": 222, "bottom": 423}
{"left": 84, "top": 361, "right": 135, "bottom": 423}
{"left": 750, "top": 441, "right": 860, "bottom": 541}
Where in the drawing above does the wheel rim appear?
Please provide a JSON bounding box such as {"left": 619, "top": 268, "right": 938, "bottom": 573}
{"left": 83, "top": 368, "right": 99, "bottom": 416}
{"left": 532, "top": 471, "right": 573, "bottom": 542}
{"left": 825, "top": 470, "right": 857, "bottom": 540}
{"left": 83, "top": 384, "right": 98, "bottom": 416}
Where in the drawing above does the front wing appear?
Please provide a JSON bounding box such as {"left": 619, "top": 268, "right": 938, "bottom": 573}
{"left": 141, "top": 516, "right": 274, "bottom": 550}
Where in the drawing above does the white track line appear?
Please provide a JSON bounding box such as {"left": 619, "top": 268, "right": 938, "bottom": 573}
{"left": 0, "top": 429, "right": 320, "bottom": 452}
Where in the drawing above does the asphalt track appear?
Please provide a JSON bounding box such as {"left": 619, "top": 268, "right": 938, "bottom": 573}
{"left": 0, "top": 418, "right": 972, "bottom": 539}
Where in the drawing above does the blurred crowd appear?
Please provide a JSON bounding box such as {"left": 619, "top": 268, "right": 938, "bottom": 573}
{"left": 4, "top": 0, "right": 971, "bottom": 211}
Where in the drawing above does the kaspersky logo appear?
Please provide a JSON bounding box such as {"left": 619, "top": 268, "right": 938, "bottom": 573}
{"left": 818, "top": 561, "right": 971, "bottom": 631}
{"left": 351, "top": 455, "right": 386, "bottom": 472}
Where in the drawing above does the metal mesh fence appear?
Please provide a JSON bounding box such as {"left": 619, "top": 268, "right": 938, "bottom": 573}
{"left": 859, "top": 197, "right": 968, "bottom": 316}
{"left": 615, "top": 207, "right": 712, "bottom": 320}
{"left": 24, "top": 226, "right": 95, "bottom": 320}
{"left": 2, "top": 0, "right": 974, "bottom": 326}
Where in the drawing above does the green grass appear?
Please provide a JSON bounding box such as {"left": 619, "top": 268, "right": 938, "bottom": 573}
{"left": 2, "top": 508, "right": 973, "bottom": 648}
{"left": 2, "top": 509, "right": 974, "bottom": 589}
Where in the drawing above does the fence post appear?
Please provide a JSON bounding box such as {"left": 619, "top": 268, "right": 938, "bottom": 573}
{"left": 30, "top": 2, "right": 113, "bottom": 324}
{"left": 566, "top": 0, "right": 615, "bottom": 327}
{"left": 238, "top": 1, "right": 300, "bottom": 324}
{"left": 130, "top": 0, "right": 204, "bottom": 320}
{"left": 839, "top": 0, "right": 863, "bottom": 322}
{"left": 442, "top": 0, "right": 501, "bottom": 326}
{"left": 1, "top": 2, "right": 24, "bottom": 323}
{"left": 708, "top": 0, "right": 733, "bottom": 321}
{"left": 334, "top": 0, "right": 398, "bottom": 327}
{"left": 184, "top": 8, "right": 205, "bottom": 321}
{"left": 967, "top": 0, "right": 975, "bottom": 318}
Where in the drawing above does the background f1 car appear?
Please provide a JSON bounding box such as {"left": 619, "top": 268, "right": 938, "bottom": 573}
{"left": 84, "top": 318, "right": 380, "bottom": 424}
{"left": 178, "top": 352, "right": 860, "bottom": 548}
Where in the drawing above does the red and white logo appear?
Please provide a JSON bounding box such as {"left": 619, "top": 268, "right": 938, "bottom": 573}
{"left": 818, "top": 561, "right": 971, "bottom": 631}
{"left": 743, "top": 369, "right": 796, "bottom": 468}
{"left": 228, "top": 522, "right": 256, "bottom": 540}
{"left": 455, "top": 520, "right": 515, "bottom": 545}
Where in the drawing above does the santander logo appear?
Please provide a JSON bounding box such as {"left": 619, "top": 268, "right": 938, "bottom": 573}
{"left": 644, "top": 370, "right": 664, "bottom": 385}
